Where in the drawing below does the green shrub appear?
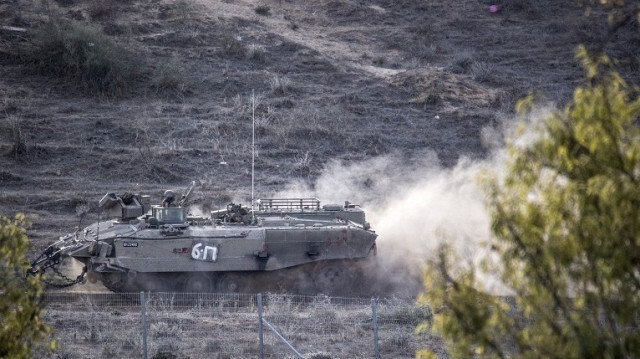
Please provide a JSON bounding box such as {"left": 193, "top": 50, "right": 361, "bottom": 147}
{"left": 0, "top": 215, "right": 54, "bottom": 358}
{"left": 30, "top": 20, "right": 138, "bottom": 95}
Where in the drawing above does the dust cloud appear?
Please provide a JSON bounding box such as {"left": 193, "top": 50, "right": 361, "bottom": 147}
{"left": 55, "top": 257, "right": 107, "bottom": 292}
{"left": 276, "top": 153, "right": 500, "bottom": 297}
{"left": 275, "top": 112, "right": 550, "bottom": 297}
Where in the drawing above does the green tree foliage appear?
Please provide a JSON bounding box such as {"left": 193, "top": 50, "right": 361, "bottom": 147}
{"left": 418, "top": 49, "right": 640, "bottom": 358}
{"left": 0, "top": 214, "right": 54, "bottom": 358}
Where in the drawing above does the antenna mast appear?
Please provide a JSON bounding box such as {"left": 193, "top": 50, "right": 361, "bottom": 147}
{"left": 251, "top": 90, "right": 255, "bottom": 209}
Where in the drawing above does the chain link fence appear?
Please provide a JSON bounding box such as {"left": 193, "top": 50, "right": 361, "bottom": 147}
{"left": 43, "top": 292, "right": 444, "bottom": 359}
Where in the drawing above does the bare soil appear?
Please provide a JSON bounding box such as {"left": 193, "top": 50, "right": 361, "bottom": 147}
{"left": 0, "top": 0, "right": 638, "bottom": 293}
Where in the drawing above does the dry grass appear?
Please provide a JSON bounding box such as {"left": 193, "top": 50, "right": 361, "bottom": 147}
{"left": 42, "top": 292, "right": 435, "bottom": 359}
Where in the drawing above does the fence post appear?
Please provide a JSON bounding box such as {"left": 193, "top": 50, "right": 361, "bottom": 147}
{"left": 141, "top": 291, "right": 148, "bottom": 359}
{"left": 372, "top": 298, "right": 380, "bottom": 359}
{"left": 258, "top": 293, "right": 264, "bottom": 359}
{"left": 261, "top": 318, "right": 303, "bottom": 358}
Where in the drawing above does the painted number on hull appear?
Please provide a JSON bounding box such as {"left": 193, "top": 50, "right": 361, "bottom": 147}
{"left": 191, "top": 243, "right": 218, "bottom": 262}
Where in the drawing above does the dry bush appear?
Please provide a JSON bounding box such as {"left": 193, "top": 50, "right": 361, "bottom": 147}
{"left": 412, "top": 42, "right": 437, "bottom": 61}
{"left": 267, "top": 104, "right": 348, "bottom": 153}
{"left": 380, "top": 331, "right": 416, "bottom": 355}
{"left": 254, "top": 5, "right": 271, "bottom": 16}
{"left": 4, "top": 115, "right": 28, "bottom": 158}
{"left": 410, "top": 73, "right": 444, "bottom": 106}
{"left": 220, "top": 29, "right": 246, "bottom": 58}
{"left": 269, "top": 75, "right": 292, "bottom": 95}
{"left": 470, "top": 61, "right": 497, "bottom": 83}
{"left": 447, "top": 51, "right": 475, "bottom": 74}
{"left": 359, "top": 133, "right": 387, "bottom": 156}
{"left": 30, "top": 20, "right": 139, "bottom": 95}
{"left": 166, "top": 0, "right": 195, "bottom": 21}
{"left": 152, "top": 55, "right": 188, "bottom": 94}
{"left": 372, "top": 56, "right": 385, "bottom": 66}
{"left": 199, "top": 118, "right": 253, "bottom": 161}
{"left": 88, "top": 0, "right": 118, "bottom": 20}
{"left": 492, "top": 87, "right": 528, "bottom": 112}
{"left": 133, "top": 117, "right": 176, "bottom": 183}
{"left": 255, "top": 103, "right": 278, "bottom": 130}
{"left": 246, "top": 44, "right": 267, "bottom": 62}
{"left": 220, "top": 93, "right": 254, "bottom": 122}
{"left": 572, "top": 19, "right": 608, "bottom": 45}
{"left": 293, "top": 151, "right": 312, "bottom": 178}
{"left": 1, "top": 97, "right": 19, "bottom": 115}
{"left": 380, "top": 304, "right": 432, "bottom": 327}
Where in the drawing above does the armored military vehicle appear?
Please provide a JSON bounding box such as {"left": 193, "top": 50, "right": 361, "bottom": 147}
{"left": 29, "top": 182, "right": 378, "bottom": 295}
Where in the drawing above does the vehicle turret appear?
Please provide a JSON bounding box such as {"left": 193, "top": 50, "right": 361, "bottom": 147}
{"left": 98, "top": 192, "right": 151, "bottom": 221}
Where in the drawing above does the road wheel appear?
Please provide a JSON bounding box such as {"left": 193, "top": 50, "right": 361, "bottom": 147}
{"left": 313, "top": 260, "right": 356, "bottom": 296}
{"left": 217, "top": 273, "right": 247, "bottom": 293}
{"left": 182, "top": 273, "right": 213, "bottom": 292}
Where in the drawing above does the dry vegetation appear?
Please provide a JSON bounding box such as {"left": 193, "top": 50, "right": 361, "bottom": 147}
{"left": 0, "top": 0, "right": 638, "bottom": 289}
{"left": 43, "top": 292, "right": 438, "bottom": 359}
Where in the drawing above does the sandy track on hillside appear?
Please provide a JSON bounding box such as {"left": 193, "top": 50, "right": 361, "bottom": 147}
{"left": 192, "top": 0, "right": 407, "bottom": 78}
